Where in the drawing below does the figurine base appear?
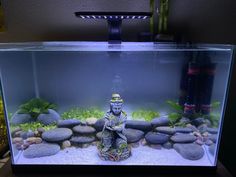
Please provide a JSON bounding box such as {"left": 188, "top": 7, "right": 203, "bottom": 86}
{"left": 97, "top": 143, "right": 131, "bottom": 161}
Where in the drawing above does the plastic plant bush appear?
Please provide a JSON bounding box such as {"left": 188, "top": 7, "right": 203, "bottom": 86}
{"left": 18, "top": 98, "right": 57, "bottom": 119}
{"left": 166, "top": 100, "right": 183, "bottom": 123}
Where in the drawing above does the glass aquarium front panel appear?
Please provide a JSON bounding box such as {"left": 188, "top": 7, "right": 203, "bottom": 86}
{"left": 0, "top": 42, "right": 233, "bottom": 166}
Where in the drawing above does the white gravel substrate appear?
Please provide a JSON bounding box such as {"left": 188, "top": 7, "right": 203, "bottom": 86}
{"left": 15, "top": 145, "right": 214, "bottom": 166}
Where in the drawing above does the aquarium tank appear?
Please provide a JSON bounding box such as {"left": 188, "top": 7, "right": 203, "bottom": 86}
{"left": 0, "top": 42, "right": 233, "bottom": 169}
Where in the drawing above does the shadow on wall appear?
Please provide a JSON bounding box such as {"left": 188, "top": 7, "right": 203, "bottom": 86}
{"left": 168, "top": 0, "right": 236, "bottom": 43}
{"left": 0, "top": 0, "right": 150, "bottom": 42}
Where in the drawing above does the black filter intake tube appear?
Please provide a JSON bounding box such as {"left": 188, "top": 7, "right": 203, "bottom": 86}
{"left": 200, "top": 63, "right": 216, "bottom": 115}
{"left": 184, "top": 62, "right": 200, "bottom": 116}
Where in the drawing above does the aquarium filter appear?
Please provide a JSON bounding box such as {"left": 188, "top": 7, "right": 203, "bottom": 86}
{"left": 184, "top": 62, "right": 217, "bottom": 116}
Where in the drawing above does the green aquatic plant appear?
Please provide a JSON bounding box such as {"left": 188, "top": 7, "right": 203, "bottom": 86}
{"left": 168, "top": 112, "right": 182, "bottom": 122}
{"left": 61, "top": 107, "right": 105, "bottom": 120}
{"left": 166, "top": 100, "right": 221, "bottom": 127}
{"left": 169, "top": 121, "right": 187, "bottom": 128}
{"left": 131, "top": 109, "right": 160, "bottom": 122}
{"left": 168, "top": 112, "right": 187, "bottom": 127}
{"left": 211, "top": 101, "right": 220, "bottom": 109}
{"left": 208, "top": 113, "right": 221, "bottom": 128}
{"left": 8, "top": 112, "right": 13, "bottom": 119}
{"left": 10, "top": 122, "right": 56, "bottom": 132}
{"left": 166, "top": 100, "right": 183, "bottom": 125}
{"left": 18, "top": 98, "right": 57, "bottom": 119}
{"left": 166, "top": 100, "right": 183, "bottom": 112}
{"left": 204, "top": 101, "right": 221, "bottom": 127}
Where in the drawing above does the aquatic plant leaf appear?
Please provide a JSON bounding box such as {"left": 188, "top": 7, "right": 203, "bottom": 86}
{"left": 166, "top": 100, "right": 183, "bottom": 112}
{"left": 211, "top": 101, "right": 220, "bottom": 109}
{"left": 32, "top": 108, "right": 41, "bottom": 114}
{"left": 17, "top": 108, "right": 28, "bottom": 114}
{"left": 174, "top": 121, "right": 187, "bottom": 127}
{"left": 168, "top": 113, "right": 181, "bottom": 122}
{"left": 209, "top": 113, "right": 221, "bottom": 128}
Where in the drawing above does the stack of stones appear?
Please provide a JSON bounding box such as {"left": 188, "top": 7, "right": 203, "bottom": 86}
{"left": 12, "top": 127, "right": 45, "bottom": 151}
{"left": 11, "top": 116, "right": 218, "bottom": 160}
{"left": 142, "top": 116, "right": 218, "bottom": 160}
{"left": 70, "top": 125, "right": 96, "bottom": 147}
{"left": 14, "top": 118, "right": 100, "bottom": 158}
{"left": 190, "top": 117, "right": 218, "bottom": 156}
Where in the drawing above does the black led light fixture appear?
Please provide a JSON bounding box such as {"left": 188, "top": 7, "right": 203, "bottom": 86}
{"left": 75, "top": 12, "right": 152, "bottom": 43}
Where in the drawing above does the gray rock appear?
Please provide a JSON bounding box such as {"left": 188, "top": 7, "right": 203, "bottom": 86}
{"left": 11, "top": 114, "right": 34, "bottom": 125}
{"left": 198, "top": 124, "right": 208, "bottom": 133}
{"left": 80, "top": 121, "right": 87, "bottom": 126}
{"left": 70, "top": 136, "right": 95, "bottom": 144}
{"left": 11, "top": 127, "right": 22, "bottom": 137}
{"left": 179, "top": 117, "right": 191, "bottom": 124}
{"left": 20, "top": 131, "right": 28, "bottom": 139}
{"left": 94, "top": 118, "right": 105, "bottom": 132}
{"left": 42, "top": 128, "right": 72, "bottom": 142}
{"left": 207, "top": 128, "right": 218, "bottom": 134}
{"left": 86, "top": 118, "right": 98, "bottom": 126}
{"left": 205, "top": 139, "right": 213, "bottom": 146}
{"left": 96, "top": 132, "right": 102, "bottom": 140}
{"left": 13, "top": 130, "right": 23, "bottom": 137}
{"left": 149, "top": 144, "right": 162, "bottom": 149}
{"left": 155, "top": 126, "right": 176, "bottom": 135}
{"left": 151, "top": 117, "right": 169, "bottom": 128}
{"left": 171, "top": 134, "right": 197, "bottom": 143}
{"left": 125, "top": 120, "right": 152, "bottom": 132}
{"left": 57, "top": 119, "right": 81, "bottom": 128}
{"left": 162, "top": 142, "right": 173, "bottom": 149}
{"left": 205, "top": 119, "right": 212, "bottom": 127}
{"left": 37, "top": 109, "right": 61, "bottom": 125}
{"left": 209, "top": 134, "right": 217, "bottom": 143}
{"left": 175, "top": 127, "right": 193, "bottom": 133}
{"left": 37, "top": 127, "right": 45, "bottom": 134}
{"left": 209, "top": 144, "right": 216, "bottom": 156}
{"left": 186, "top": 124, "right": 198, "bottom": 132}
{"left": 23, "top": 143, "right": 60, "bottom": 158}
{"left": 173, "top": 143, "right": 204, "bottom": 160}
{"left": 62, "top": 140, "right": 71, "bottom": 149}
{"left": 26, "top": 131, "right": 35, "bottom": 138}
{"left": 145, "top": 132, "right": 169, "bottom": 144}
{"left": 12, "top": 137, "right": 23, "bottom": 144}
{"left": 123, "top": 128, "right": 144, "bottom": 143}
{"left": 130, "top": 142, "right": 139, "bottom": 148}
{"left": 191, "top": 117, "right": 206, "bottom": 127}
{"left": 73, "top": 125, "right": 96, "bottom": 134}
{"left": 195, "top": 139, "right": 204, "bottom": 145}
